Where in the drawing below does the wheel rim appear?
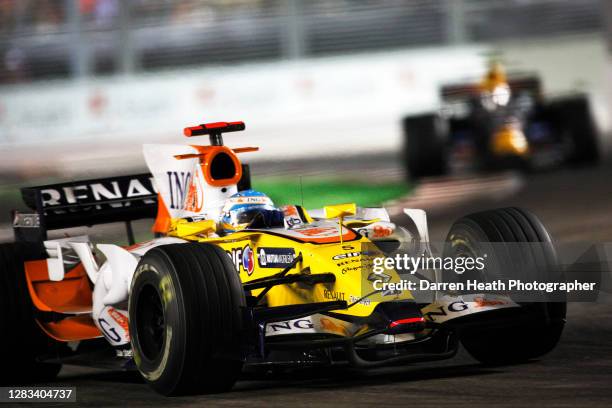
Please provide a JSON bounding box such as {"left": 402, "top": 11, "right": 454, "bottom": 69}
{"left": 135, "top": 283, "right": 166, "bottom": 361}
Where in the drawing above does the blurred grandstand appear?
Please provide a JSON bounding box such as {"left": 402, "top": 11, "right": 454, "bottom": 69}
{"left": 0, "top": 1, "right": 609, "bottom": 179}
{"left": 0, "top": 0, "right": 604, "bottom": 83}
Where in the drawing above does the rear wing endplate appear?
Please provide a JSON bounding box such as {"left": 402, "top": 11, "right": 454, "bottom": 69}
{"left": 440, "top": 75, "right": 542, "bottom": 102}
{"left": 13, "top": 173, "right": 158, "bottom": 243}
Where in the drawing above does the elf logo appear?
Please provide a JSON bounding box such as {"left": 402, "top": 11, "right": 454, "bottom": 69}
{"left": 227, "top": 245, "right": 255, "bottom": 276}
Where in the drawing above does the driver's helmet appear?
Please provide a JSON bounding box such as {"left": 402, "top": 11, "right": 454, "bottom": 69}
{"left": 479, "top": 62, "right": 511, "bottom": 107}
{"left": 220, "top": 190, "right": 283, "bottom": 233}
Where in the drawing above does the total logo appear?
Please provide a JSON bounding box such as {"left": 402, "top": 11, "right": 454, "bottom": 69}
{"left": 227, "top": 245, "right": 255, "bottom": 276}
{"left": 242, "top": 245, "right": 255, "bottom": 275}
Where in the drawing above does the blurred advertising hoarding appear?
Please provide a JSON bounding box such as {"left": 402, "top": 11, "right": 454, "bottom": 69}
{"left": 0, "top": 35, "right": 609, "bottom": 177}
{"left": 0, "top": 45, "right": 488, "bottom": 176}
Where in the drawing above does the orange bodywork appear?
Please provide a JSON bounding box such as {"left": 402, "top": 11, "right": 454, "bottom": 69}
{"left": 152, "top": 193, "right": 172, "bottom": 235}
{"left": 36, "top": 315, "right": 101, "bottom": 342}
{"left": 24, "top": 260, "right": 101, "bottom": 341}
{"left": 295, "top": 228, "right": 358, "bottom": 244}
{"left": 176, "top": 145, "right": 244, "bottom": 187}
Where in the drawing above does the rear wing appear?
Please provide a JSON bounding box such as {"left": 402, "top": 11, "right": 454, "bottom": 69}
{"left": 13, "top": 173, "right": 158, "bottom": 243}
{"left": 441, "top": 74, "right": 543, "bottom": 102}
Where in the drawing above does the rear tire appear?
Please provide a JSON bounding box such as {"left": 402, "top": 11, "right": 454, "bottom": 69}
{"left": 129, "top": 243, "right": 245, "bottom": 396}
{"left": 0, "top": 243, "right": 62, "bottom": 385}
{"left": 403, "top": 113, "right": 448, "bottom": 179}
{"left": 444, "top": 208, "right": 566, "bottom": 365}
{"left": 545, "top": 95, "right": 600, "bottom": 165}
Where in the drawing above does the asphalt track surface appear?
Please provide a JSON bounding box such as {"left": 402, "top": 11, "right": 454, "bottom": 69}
{"left": 15, "top": 162, "right": 612, "bottom": 407}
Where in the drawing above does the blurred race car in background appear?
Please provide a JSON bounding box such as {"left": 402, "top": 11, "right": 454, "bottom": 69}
{"left": 402, "top": 62, "right": 601, "bottom": 179}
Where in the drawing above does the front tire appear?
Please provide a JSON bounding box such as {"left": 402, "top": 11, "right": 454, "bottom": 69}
{"left": 546, "top": 95, "right": 600, "bottom": 165}
{"left": 129, "top": 243, "right": 246, "bottom": 396}
{"left": 444, "top": 208, "right": 566, "bottom": 365}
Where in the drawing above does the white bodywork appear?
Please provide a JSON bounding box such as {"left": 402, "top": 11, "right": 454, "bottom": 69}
{"left": 45, "top": 236, "right": 186, "bottom": 346}
{"left": 143, "top": 144, "right": 237, "bottom": 221}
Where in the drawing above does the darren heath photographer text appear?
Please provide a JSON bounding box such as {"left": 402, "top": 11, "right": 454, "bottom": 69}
{"left": 370, "top": 278, "right": 596, "bottom": 293}
{"left": 370, "top": 255, "right": 597, "bottom": 293}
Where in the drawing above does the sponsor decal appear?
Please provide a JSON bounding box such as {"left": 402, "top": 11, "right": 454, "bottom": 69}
{"left": 336, "top": 258, "right": 361, "bottom": 267}
{"left": 183, "top": 169, "right": 204, "bottom": 213}
{"left": 265, "top": 318, "right": 315, "bottom": 335}
{"left": 422, "top": 300, "right": 472, "bottom": 322}
{"left": 166, "top": 171, "right": 192, "bottom": 209}
{"left": 98, "top": 318, "right": 121, "bottom": 343}
{"left": 242, "top": 245, "right": 255, "bottom": 275}
{"left": 258, "top": 247, "right": 296, "bottom": 268}
{"left": 341, "top": 266, "right": 361, "bottom": 274}
{"left": 227, "top": 245, "right": 255, "bottom": 275}
{"left": 473, "top": 296, "right": 506, "bottom": 308}
{"left": 107, "top": 307, "right": 130, "bottom": 341}
{"left": 230, "top": 196, "right": 272, "bottom": 205}
{"left": 282, "top": 205, "right": 303, "bottom": 228}
{"left": 349, "top": 295, "right": 371, "bottom": 306}
{"left": 36, "top": 174, "right": 157, "bottom": 214}
{"left": 333, "top": 248, "right": 376, "bottom": 262}
{"left": 98, "top": 306, "right": 130, "bottom": 345}
{"left": 299, "top": 227, "right": 338, "bottom": 237}
{"left": 227, "top": 248, "right": 241, "bottom": 273}
{"left": 356, "top": 224, "right": 393, "bottom": 239}
{"left": 323, "top": 289, "right": 345, "bottom": 301}
{"left": 421, "top": 295, "right": 517, "bottom": 323}
{"left": 332, "top": 252, "right": 361, "bottom": 261}
{"left": 12, "top": 212, "right": 40, "bottom": 228}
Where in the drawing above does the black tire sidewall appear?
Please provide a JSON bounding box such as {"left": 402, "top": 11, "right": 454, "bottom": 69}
{"left": 129, "top": 250, "right": 186, "bottom": 394}
{"left": 129, "top": 243, "right": 245, "bottom": 396}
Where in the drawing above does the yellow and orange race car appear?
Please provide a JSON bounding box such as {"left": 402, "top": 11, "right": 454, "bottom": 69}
{"left": 2, "top": 121, "right": 566, "bottom": 395}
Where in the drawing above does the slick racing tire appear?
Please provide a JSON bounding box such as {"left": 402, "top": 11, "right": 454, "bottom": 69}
{"left": 443, "top": 208, "right": 566, "bottom": 365}
{"left": 403, "top": 113, "right": 448, "bottom": 179}
{"left": 0, "top": 243, "right": 62, "bottom": 384}
{"left": 129, "top": 243, "right": 246, "bottom": 396}
{"left": 546, "top": 95, "right": 600, "bottom": 165}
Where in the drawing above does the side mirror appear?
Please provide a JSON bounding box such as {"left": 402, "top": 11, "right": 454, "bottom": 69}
{"left": 324, "top": 203, "right": 357, "bottom": 219}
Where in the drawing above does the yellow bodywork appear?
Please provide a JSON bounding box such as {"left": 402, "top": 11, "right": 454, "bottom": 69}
{"left": 167, "top": 217, "right": 413, "bottom": 319}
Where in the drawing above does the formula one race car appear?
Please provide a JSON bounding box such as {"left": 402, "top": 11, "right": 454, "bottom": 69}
{"left": 402, "top": 62, "right": 600, "bottom": 178}
{"left": 2, "top": 121, "right": 566, "bottom": 395}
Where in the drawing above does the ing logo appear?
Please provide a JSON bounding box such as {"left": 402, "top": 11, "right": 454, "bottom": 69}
{"left": 166, "top": 171, "right": 192, "bottom": 209}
